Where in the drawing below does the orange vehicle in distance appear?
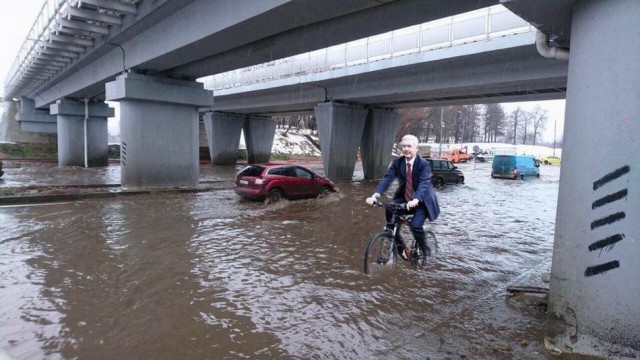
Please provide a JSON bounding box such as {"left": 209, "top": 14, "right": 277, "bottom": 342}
{"left": 440, "top": 146, "right": 471, "bottom": 163}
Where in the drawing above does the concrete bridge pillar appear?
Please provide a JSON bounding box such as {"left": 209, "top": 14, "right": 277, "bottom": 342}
{"left": 361, "top": 108, "right": 400, "bottom": 180}
{"left": 16, "top": 97, "right": 57, "bottom": 133}
{"left": 244, "top": 116, "right": 276, "bottom": 164}
{"left": 203, "top": 112, "right": 244, "bottom": 165}
{"left": 544, "top": 0, "right": 640, "bottom": 356}
{"left": 50, "top": 98, "right": 114, "bottom": 167}
{"left": 314, "top": 101, "right": 368, "bottom": 181}
{"left": 106, "top": 73, "right": 212, "bottom": 190}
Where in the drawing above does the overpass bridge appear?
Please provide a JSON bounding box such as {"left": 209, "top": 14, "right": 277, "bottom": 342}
{"left": 1, "top": 1, "right": 638, "bottom": 357}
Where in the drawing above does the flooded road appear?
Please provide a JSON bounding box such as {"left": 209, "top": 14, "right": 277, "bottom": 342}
{"left": 0, "top": 160, "right": 561, "bottom": 359}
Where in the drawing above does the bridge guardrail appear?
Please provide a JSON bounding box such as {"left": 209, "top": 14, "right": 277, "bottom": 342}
{"left": 4, "top": 0, "right": 68, "bottom": 94}
{"left": 205, "top": 5, "right": 533, "bottom": 91}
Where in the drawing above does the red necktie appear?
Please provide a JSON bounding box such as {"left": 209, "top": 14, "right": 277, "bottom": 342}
{"left": 405, "top": 163, "right": 413, "bottom": 201}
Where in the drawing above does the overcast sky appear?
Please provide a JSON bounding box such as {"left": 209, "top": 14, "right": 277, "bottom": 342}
{"left": 1, "top": 1, "right": 566, "bottom": 142}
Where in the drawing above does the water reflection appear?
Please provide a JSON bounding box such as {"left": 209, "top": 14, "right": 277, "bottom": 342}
{"left": 0, "top": 161, "right": 561, "bottom": 359}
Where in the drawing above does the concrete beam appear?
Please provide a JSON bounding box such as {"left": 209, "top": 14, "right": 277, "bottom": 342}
{"left": 15, "top": 97, "right": 58, "bottom": 134}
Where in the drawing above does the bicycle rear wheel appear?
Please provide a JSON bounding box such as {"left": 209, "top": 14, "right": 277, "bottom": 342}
{"left": 364, "top": 232, "right": 396, "bottom": 275}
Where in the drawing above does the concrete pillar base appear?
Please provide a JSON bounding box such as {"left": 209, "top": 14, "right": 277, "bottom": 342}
{"left": 545, "top": 0, "right": 640, "bottom": 357}
{"left": 106, "top": 73, "right": 212, "bottom": 190}
{"left": 203, "top": 112, "right": 244, "bottom": 165}
{"left": 314, "top": 101, "right": 368, "bottom": 181}
{"left": 50, "top": 98, "right": 114, "bottom": 167}
{"left": 244, "top": 116, "right": 276, "bottom": 164}
{"left": 361, "top": 108, "right": 400, "bottom": 180}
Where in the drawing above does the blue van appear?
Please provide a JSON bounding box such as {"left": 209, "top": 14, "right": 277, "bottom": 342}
{"left": 491, "top": 155, "right": 540, "bottom": 180}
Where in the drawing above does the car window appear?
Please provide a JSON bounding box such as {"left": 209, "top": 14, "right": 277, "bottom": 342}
{"left": 267, "top": 167, "right": 293, "bottom": 176}
{"left": 433, "top": 160, "right": 442, "bottom": 170}
{"left": 293, "top": 167, "right": 313, "bottom": 179}
{"left": 239, "top": 165, "right": 264, "bottom": 176}
{"left": 445, "top": 161, "right": 453, "bottom": 170}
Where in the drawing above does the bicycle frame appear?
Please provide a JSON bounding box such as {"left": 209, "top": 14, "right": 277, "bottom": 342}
{"left": 378, "top": 202, "right": 419, "bottom": 262}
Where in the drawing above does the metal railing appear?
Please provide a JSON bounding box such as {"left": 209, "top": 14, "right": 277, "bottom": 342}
{"left": 3, "top": 0, "right": 139, "bottom": 98}
{"left": 4, "top": 0, "right": 68, "bottom": 93}
{"left": 204, "top": 5, "right": 533, "bottom": 91}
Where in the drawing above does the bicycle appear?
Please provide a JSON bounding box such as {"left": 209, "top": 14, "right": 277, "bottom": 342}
{"left": 364, "top": 201, "right": 437, "bottom": 275}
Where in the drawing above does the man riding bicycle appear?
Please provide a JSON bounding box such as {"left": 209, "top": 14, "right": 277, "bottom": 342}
{"left": 365, "top": 134, "right": 440, "bottom": 268}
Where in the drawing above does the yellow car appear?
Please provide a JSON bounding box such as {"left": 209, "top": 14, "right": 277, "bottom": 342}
{"left": 542, "top": 155, "right": 561, "bottom": 165}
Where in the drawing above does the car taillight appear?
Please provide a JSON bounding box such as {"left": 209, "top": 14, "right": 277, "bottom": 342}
{"left": 254, "top": 179, "right": 265, "bottom": 185}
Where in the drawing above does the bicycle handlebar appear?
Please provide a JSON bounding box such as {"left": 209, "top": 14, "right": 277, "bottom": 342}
{"left": 372, "top": 200, "right": 407, "bottom": 211}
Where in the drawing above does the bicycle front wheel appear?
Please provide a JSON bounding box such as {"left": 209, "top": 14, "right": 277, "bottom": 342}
{"left": 364, "top": 232, "right": 397, "bottom": 275}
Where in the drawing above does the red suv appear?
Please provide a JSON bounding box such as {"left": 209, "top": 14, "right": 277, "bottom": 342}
{"left": 235, "top": 163, "right": 337, "bottom": 203}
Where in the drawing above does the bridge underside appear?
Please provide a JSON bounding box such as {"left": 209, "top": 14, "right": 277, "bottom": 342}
{"left": 211, "top": 38, "right": 567, "bottom": 115}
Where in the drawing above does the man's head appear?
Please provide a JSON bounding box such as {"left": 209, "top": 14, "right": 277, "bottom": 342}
{"left": 399, "top": 134, "right": 419, "bottom": 160}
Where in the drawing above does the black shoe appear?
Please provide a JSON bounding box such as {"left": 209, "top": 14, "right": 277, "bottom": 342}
{"left": 397, "top": 246, "right": 408, "bottom": 260}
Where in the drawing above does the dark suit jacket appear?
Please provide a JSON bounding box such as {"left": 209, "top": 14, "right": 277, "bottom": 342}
{"left": 375, "top": 155, "right": 440, "bottom": 221}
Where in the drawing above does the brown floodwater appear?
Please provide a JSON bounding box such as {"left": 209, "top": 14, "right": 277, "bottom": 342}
{"left": 0, "top": 160, "right": 562, "bottom": 359}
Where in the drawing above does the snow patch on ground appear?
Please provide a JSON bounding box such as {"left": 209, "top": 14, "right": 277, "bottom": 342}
{"left": 271, "top": 129, "right": 321, "bottom": 156}
{"left": 263, "top": 129, "right": 562, "bottom": 160}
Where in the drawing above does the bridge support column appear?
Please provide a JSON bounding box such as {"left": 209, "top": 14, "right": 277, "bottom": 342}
{"left": 16, "top": 97, "right": 57, "bottom": 134}
{"left": 545, "top": 0, "right": 640, "bottom": 357}
{"left": 203, "top": 112, "right": 244, "bottom": 165}
{"left": 50, "top": 98, "right": 114, "bottom": 167}
{"left": 106, "top": 73, "right": 212, "bottom": 190}
{"left": 361, "top": 108, "right": 400, "bottom": 180}
{"left": 314, "top": 101, "right": 368, "bottom": 181}
{"left": 244, "top": 116, "right": 276, "bottom": 164}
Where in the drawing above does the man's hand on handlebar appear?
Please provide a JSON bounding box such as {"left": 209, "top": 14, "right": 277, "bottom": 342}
{"left": 366, "top": 193, "right": 380, "bottom": 206}
{"left": 407, "top": 199, "right": 419, "bottom": 210}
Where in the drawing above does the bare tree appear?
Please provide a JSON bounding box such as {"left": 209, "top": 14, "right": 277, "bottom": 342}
{"left": 529, "top": 105, "right": 548, "bottom": 145}
{"left": 398, "top": 107, "right": 439, "bottom": 142}
{"left": 483, "top": 104, "right": 506, "bottom": 142}
{"left": 508, "top": 107, "right": 526, "bottom": 144}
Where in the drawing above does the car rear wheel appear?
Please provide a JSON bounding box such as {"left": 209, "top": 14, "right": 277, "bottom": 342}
{"left": 266, "top": 189, "right": 284, "bottom": 204}
{"left": 437, "top": 177, "right": 445, "bottom": 187}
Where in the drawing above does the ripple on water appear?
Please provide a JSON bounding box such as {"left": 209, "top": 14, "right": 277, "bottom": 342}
{"left": 0, "top": 162, "right": 560, "bottom": 359}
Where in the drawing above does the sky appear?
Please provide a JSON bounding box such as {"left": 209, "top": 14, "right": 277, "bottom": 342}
{"left": 1, "top": 1, "right": 566, "bottom": 142}
{"left": 0, "top": 0, "right": 43, "bottom": 95}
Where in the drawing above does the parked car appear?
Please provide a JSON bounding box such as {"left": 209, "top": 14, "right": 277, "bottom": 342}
{"left": 541, "top": 155, "right": 561, "bottom": 165}
{"left": 491, "top": 155, "right": 540, "bottom": 180}
{"left": 426, "top": 158, "right": 464, "bottom": 186}
{"left": 235, "top": 163, "right": 336, "bottom": 203}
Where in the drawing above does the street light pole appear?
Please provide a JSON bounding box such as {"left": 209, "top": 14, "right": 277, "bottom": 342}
{"left": 459, "top": 110, "right": 464, "bottom": 147}
{"left": 439, "top": 107, "right": 444, "bottom": 159}
{"left": 553, "top": 117, "right": 557, "bottom": 156}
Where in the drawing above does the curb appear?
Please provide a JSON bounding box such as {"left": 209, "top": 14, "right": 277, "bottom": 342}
{"left": 0, "top": 186, "right": 227, "bottom": 206}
